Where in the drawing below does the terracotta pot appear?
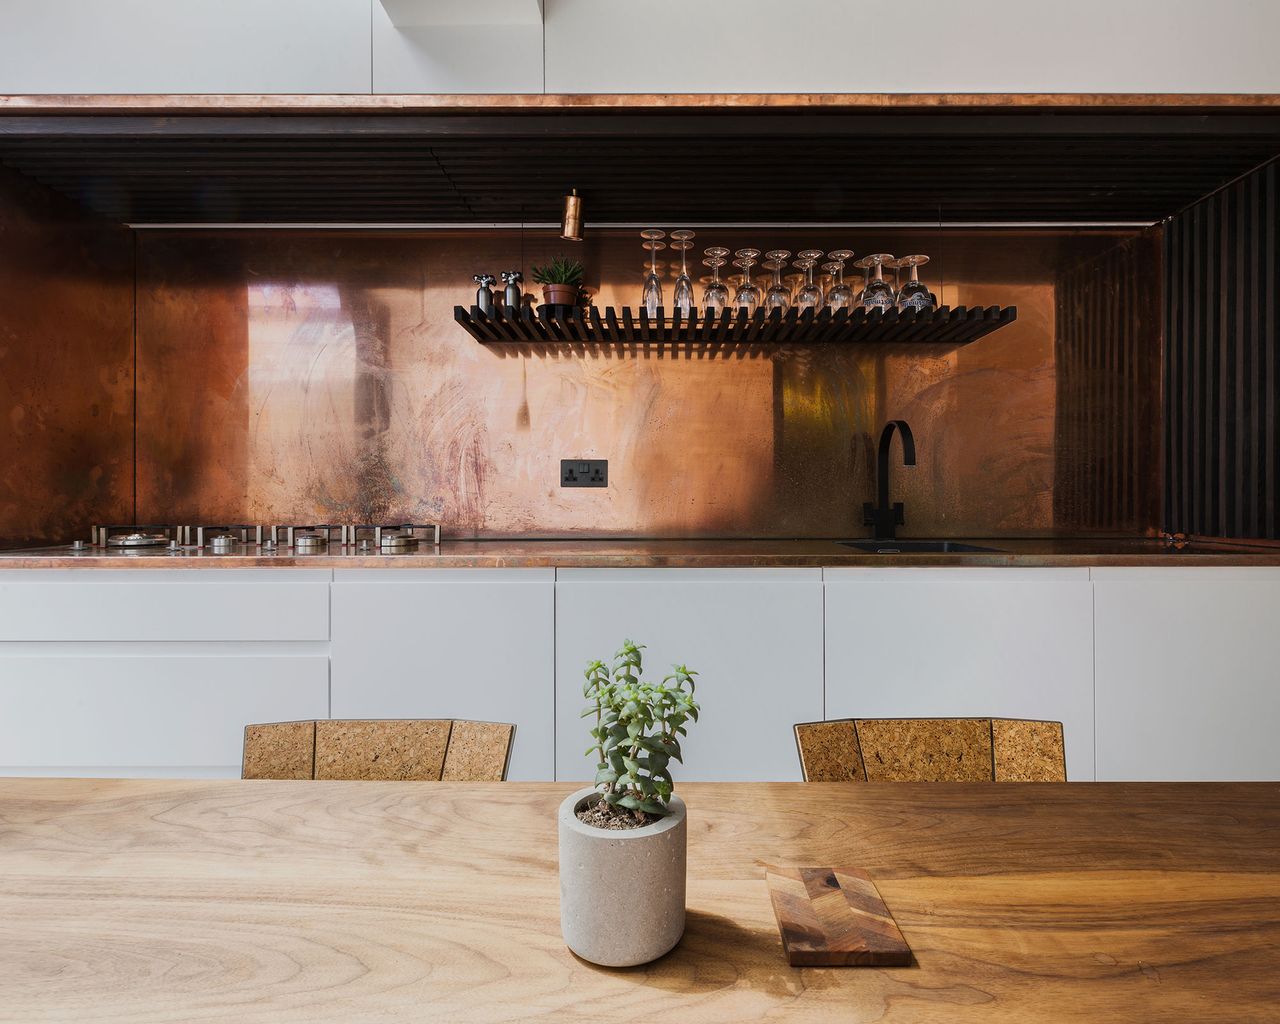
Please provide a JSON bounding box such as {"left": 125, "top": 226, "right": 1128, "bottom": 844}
{"left": 558, "top": 787, "right": 687, "bottom": 966}
{"left": 542, "top": 283, "right": 578, "bottom": 307}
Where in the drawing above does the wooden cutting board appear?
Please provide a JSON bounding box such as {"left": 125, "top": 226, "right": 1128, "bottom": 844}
{"left": 766, "top": 866, "right": 912, "bottom": 967}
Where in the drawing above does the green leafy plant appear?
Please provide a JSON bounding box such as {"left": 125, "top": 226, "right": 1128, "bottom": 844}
{"left": 530, "top": 255, "right": 584, "bottom": 287}
{"left": 581, "top": 640, "right": 700, "bottom": 821}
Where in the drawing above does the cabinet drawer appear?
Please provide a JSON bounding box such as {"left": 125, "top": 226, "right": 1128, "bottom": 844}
{"left": 0, "top": 570, "right": 330, "bottom": 642}
{"left": 0, "top": 652, "right": 328, "bottom": 770}
{"left": 331, "top": 570, "right": 554, "bottom": 781}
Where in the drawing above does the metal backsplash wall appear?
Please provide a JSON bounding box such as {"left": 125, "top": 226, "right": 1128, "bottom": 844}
{"left": 131, "top": 227, "right": 1161, "bottom": 539}
{"left": 0, "top": 167, "right": 133, "bottom": 549}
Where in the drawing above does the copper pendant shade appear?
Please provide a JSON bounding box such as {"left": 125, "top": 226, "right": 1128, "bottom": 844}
{"left": 559, "top": 189, "right": 584, "bottom": 241}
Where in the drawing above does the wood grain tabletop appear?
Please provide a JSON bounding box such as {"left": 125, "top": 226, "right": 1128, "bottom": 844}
{"left": 1, "top": 780, "right": 1277, "bottom": 1023}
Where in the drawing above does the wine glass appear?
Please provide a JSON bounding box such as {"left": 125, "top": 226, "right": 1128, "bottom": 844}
{"left": 670, "top": 229, "right": 696, "bottom": 316}
{"left": 894, "top": 254, "right": 935, "bottom": 313}
{"left": 793, "top": 249, "right": 825, "bottom": 311}
{"left": 823, "top": 250, "right": 856, "bottom": 310}
{"left": 732, "top": 248, "right": 762, "bottom": 314}
{"left": 859, "top": 253, "right": 896, "bottom": 311}
{"left": 763, "top": 249, "right": 792, "bottom": 311}
{"left": 640, "top": 228, "right": 666, "bottom": 315}
{"left": 702, "top": 247, "right": 730, "bottom": 313}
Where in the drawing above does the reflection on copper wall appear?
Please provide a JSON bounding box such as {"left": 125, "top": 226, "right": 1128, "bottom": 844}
{"left": 134, "top": 228, "right": 1160, "bottom": 539}
{"left": 0, "top": 167, "right": 133, "bottom": 549}
{"left": 1054, "top": 229, "right": 1163, "bottom": 533}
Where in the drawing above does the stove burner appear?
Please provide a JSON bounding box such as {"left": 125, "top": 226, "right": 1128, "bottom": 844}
{"left": 346, "top": 523, "right": 442, "bottom": 551}
{"left": 193, "top": 525, "right": 261, "bottom": 551}
{"left": 293, "top": 531, "right": 328, "bottom": 552}
{"left": 92, "top": 524, "right": 181, "bottom": 548}
{"left": 105, "top": 532, "right": 167, "bottom": 547}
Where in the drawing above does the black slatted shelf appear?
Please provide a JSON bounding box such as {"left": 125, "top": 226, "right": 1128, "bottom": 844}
{"left": 454, "top": 304, "right": 1017, "bottom": 357}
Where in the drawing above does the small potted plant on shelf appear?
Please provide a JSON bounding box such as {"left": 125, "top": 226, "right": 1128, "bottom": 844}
{"left": 530, "top": 255, "right": 584, "bottom": 310}
{"left": 559, "top": 639, "right": 700, "bottom": 967}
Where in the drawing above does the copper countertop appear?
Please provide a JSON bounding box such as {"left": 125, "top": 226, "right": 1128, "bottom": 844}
{"left": 2, "top": 537, "right": 1279, "bottom": 569}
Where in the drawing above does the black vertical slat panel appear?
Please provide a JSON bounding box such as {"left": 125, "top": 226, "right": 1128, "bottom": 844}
{"left": 1053, "top": 232, "right": 1160, "bottom": 534}
{"left": 1179, "top": 209, "right": 1192, "bottom": 532}
{"left": 1188, "top": 203, "right": 1202, "bottom": 534}
{"left": 1266, "top": 164, "right": 1278, "bottom": 538}
{"left": 1236, "top": 173, "right": 1249, "bottom": 537}
{"left": 1165, "top": 158, "right": 1280, "bottom": 540}
{"left": 1172, "top": 213, "right": 1177, "bottom": 527}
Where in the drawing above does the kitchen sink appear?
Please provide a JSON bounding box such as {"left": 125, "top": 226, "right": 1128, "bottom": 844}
{"left": 839, "top": 540, "right": 1003, "bottom": 554}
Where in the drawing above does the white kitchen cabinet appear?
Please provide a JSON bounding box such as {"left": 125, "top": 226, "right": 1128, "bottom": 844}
{"left": 0, "top": 0, "right": 371, "bottom": 95}
{"left": 330, "top": 569, "right": 555, "bottom": 780}
{"left": 0, "top": 647, "right": 328, "bottom": 776}
{"left": 823, "top": 568, "right": 1095, "bottom": 780}
{"left": 1093, "top": 568, "right": 1280, "bottom": 782}
{"left": 0, "top": 569, "right": 331, "bottom": 642}
{"left": 554, "top": 569, "right": 824, "bottom": 783}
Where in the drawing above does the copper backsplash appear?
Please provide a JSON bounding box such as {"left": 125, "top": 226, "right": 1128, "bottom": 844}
{"left": 0, "top": 168, "right": 133, "bottom": 549}
{"left": 124, "top": 227, "right": 1160, "bottom": 539}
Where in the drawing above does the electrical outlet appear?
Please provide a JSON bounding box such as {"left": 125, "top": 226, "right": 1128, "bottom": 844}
{"left": 561, "top": 459, "right": 608, "bottom": 487}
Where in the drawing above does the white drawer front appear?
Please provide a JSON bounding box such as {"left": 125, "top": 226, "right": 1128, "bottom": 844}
{"left": 0, "top": 653, "right": 328, "bottom": 770}
{"left": 0, "top": 572, "right": 330, "bottom": 642}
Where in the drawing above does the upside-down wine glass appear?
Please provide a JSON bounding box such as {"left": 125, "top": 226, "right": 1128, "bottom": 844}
{"left": 793, "top": 249, "right": 825, "bottom": 311}
{"left": 670, "top": 229, "right": 696, "bottom": 316}
{"left": 733, "top": 248, "right": 762, "bottom": 314}
{"left": 823, "top": 250, "right": 856, "bottom": 310}
{"left": 858, "top": 253, "right": 897, "bottom": 311}
{"left": 640, "top": 228, "right": 666, "bottom": 316}
{"left": 894, "top": 254, "right": 935, "bottom": 313}
{"left": 702, "top": 247, "right": 730, "bottom": 313}
{"left": 763, "top": 249, "right": 793, "bottom": 311}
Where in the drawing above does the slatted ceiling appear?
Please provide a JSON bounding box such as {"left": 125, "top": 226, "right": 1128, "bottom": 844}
{"left": 3, "top": 111, "right": 1280, "bottom": 223}
{"left": 1166, "top": 159, "right": 1280, "bottom": 540}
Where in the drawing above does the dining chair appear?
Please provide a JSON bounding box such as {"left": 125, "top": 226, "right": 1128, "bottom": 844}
{"left": 793, "top": 717, "right": 1066, "bottom": 782}
{"left": 242, "top": 719, "right": 516, "bottom": 781}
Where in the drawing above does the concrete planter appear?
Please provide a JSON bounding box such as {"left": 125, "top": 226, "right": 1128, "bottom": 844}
{"left": 558, "top": 787, "right": 687, "bottom": 967}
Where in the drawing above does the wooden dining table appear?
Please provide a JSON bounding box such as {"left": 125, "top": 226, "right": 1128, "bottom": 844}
{"left": 1, "top": 779, "right": 1277, "bottom": 1022}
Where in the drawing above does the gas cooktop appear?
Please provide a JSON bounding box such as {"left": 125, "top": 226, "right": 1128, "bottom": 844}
{"left": 69, "top": 523, "right": 441, "bottom": 556}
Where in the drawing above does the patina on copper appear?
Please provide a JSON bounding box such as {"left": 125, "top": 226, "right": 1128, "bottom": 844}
{"left": 0, "top": 167, "right": 133, "bottom": 549}
{"left": 133, "top": 226, "right": 1161, "bottom": 539}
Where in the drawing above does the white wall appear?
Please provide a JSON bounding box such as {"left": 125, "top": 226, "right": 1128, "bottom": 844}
{"left": 0, "top": 0, "right": 372, "bottom": 94}
{"left": 545, "top": 0, "right": 1280, "bottom": 94}
{"left": 1, "top": 0, "right": 1279, "bottom": 95}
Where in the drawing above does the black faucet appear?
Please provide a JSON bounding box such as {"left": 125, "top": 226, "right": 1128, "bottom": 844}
{"left": 863, "top": 420, "right": 917, "bottom": 540}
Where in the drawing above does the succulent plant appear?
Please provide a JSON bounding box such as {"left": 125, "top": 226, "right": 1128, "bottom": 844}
{"left": 530, "top": 255, "right": 585, "bottom": 286}
{"left": 581, "top": 640, "right": 700, "bottom": 820}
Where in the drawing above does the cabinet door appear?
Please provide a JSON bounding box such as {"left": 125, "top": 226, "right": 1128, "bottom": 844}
{"left": 0, "top": 650, "right": 328, "bottom": 777}
{"left": 1094, "top": 568, "right": 1280, "bottom": 781}
{"left": 330, "top": 569, "right": 555, "bottom": 781}
{"left": 824, "top": 568, "right": 1095, "bottom": 780}
{"left": 555, "top": 569, "right": 824, "bottom": 783}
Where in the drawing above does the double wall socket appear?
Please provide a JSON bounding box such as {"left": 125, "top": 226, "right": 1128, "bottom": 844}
{"left": 561, "top": 459, "right": 608, "bottom": 487}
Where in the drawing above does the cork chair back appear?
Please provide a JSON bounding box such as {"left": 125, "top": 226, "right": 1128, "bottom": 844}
{"left": 794, "top": 718, "right": 1066, "bottom": 782}
{"left": 242, "top": 719, "right": 515, "bottom": 782}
